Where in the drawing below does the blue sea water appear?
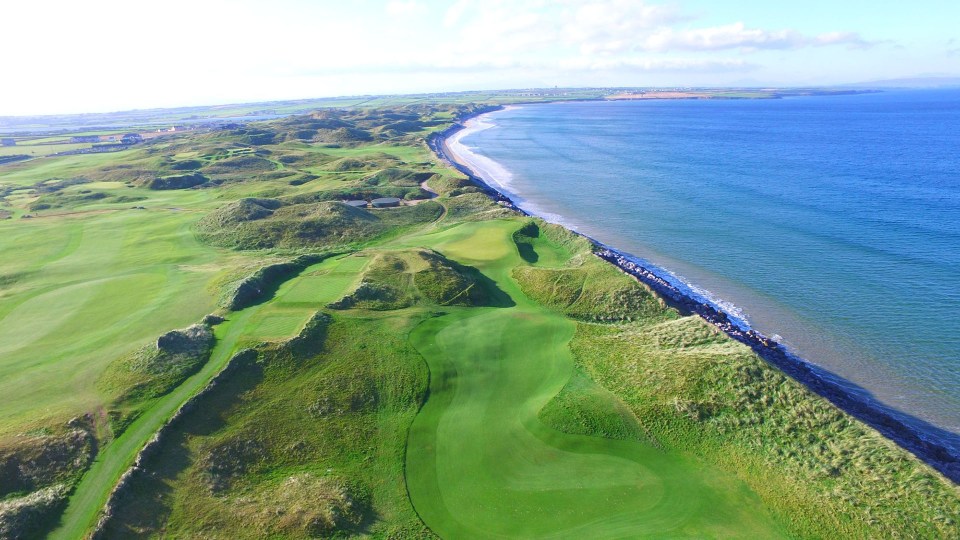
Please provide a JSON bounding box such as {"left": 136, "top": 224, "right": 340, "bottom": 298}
{"left": 458, "top": 90, "right": 960, "bottom": 449}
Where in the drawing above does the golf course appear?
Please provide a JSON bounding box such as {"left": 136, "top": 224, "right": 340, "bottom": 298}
{"left": 1, "top": 101, "right": 957, "bottom": 539}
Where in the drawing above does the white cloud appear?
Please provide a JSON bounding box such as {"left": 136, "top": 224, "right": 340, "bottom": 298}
{"left": 443, "top": 0, "right": 473, "bottom": 28}
{"left": 0, "top": 0, "right": 902, "bottom": 115}
{"left": 386, "top": 0, "right": 426, "bottom": 17}
{"left": 560, "top": 56, "right": 755, "bottom": 73}
{"left": 640, "top": 22, "right": 871, "bottom": 52}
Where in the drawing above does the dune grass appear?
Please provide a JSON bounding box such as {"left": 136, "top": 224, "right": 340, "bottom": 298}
{"left": 572, "top": 320, "right": 960, "bottom": 537}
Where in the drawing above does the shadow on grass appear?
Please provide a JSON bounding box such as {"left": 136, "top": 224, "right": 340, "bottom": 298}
{"left": 454, "top": 261, "right": 516, "bottom": 308}
{"left": 100, "top": 359, "right": 266, "bottom": 537}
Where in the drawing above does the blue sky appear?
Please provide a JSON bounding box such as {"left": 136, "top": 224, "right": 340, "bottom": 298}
{"left": 2, "top": 0, "right": 958, "bottom": 115}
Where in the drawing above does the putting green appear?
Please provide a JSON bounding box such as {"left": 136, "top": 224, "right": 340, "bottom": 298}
{"left": 405, "top": 221, "right": 785, "bottom": 538}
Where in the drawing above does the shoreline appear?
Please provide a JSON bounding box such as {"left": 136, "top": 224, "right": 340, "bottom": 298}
{"left": 427, "top": 108, "right": 960, "bottom": 484}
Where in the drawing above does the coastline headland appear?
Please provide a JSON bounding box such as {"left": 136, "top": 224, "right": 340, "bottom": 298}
{"left": 427, "top": 108, "right": 960, "bottom": 484}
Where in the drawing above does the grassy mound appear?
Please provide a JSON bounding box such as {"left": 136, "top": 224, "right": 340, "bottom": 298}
{"left": 0, "top": 427, "right": 94, "bottom": 498}
{"left": 198, "top": 197, "right": 285, "bottom": 230}
{"left": 323, "top": 154, "right": 401, "bottom": 172}
{"left": 364, "top": 168, "right": 434, "bottom": 188}
{"left": 284, "top": 185, "right": 429, "bottom": 203}
{"left": 198, "top": 201, "right": 376, "bottom": 249}
{"left": 329, "top": 252, "right": 416, "bottom": 311}
{"left": 197, "top": 199, "right": 443, "bottom": 250}
{"left": 274, "top": 152, "right": 334, "bottom": 168}
{"left": 87, "top": 164, "right": 157, "bottom": 185}
{"left": 146, "top": 172, "right": 209, "bottom": 190}
{"left": 167, "top": 159, "right": 203, "bottom": 171}
{"left": 227, "top": 128, "right": 277, "bottom": 146}
{"left": 313, "top": 127, "right": 373, "bottom": 144}
{"left": 34, "top": 177, "right": 90, "bottom": 193}
{"left": 419, "top": 171, "right": 486, "bottom": 197}
{"left": 98, "top": 324, "right": 216, "bottom": 431}
{"left": 330, "top": 249, "right": 507, "bottom": 310}
{"left": 513, "top": 261, "right": 669, "bottom": 323}
{"left": 511, "top": 220, "right": 666, "bottom": 321}
{"left": 202, "top": 155, "right": 276, "bottom": 176}
{"left": 0, "top": 484, "right": 69, "bottom": 540}
{"left": 439, "top": 193, "right": 507, "bottom": 221}
{"left": 538, "top": 369, "right": 650, "bottom": 443}
{"left": 29, "top": 191, "right": 107, "bottom": 211}
{"left": 414, "top": 249, "right": 503, "bottom": 306}
{"left": 0, "top": 426, "right": 92, "bottom": 540}
{"left": 206, "top": 473, "right": 365, "bottom": 537}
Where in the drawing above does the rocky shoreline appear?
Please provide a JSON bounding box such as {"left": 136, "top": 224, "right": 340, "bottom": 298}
{"left": 428, "top": 110, "right": 960, "bottom": 484}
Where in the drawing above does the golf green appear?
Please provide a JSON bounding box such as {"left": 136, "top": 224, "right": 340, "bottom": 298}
{"left": 405, "top": 221, "right": 785, "bottom": 538}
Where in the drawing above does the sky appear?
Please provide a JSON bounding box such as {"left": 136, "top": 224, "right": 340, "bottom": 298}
{"left": 2, "top": 0, "right": 958, "bottom": 115}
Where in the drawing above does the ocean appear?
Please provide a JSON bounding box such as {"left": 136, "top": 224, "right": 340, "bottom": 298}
{"left": 448, "top": 90, "right": 960, "bottom": 453}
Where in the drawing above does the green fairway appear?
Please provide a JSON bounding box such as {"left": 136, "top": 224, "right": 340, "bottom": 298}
{"left": 404, "top": 220, "right": 785, "bottom": 538}
{"left": 48, "top": 254, "right": 365, "bottom": 539}
{"left": 0, "top": 203, "right": 242, "bottom": 437}
{"left": 246, "top": 255, "right": 369, "bottom": 340}
{"left": 246, "top": 311, "right": 314, "bottom": 340}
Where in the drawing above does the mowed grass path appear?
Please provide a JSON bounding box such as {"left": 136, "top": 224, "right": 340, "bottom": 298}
{"left": 404, "top": 221, "right": 785, "bottom": 538}
{"left": 49, "top": 254, "right": 368, "bottom": 540}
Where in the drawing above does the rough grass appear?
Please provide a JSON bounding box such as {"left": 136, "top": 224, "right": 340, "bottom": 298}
{"left": 100, "top": 313, "right": 434, "bottom": 539}
{"left": 146, "top": 172, "right": 209, "bottom": 190}
{"left": 330, "top": 248, "right": 507, "bottom": 310}
{"left": 0, "top": 484, "right": 69, "bottom": 540}
{"left": 98, "top": 323, "right": 216, "bottom": 433}
{"left": 196, "top": 198, "right": 443, "bottom": 250}
{"left": 0, "top": 427, "right": 94, "bottom": 499}
{"left": 513, "top": 258, "right": 672, "bottom": 323}
{"left": 570, "top": 316, "right": 960, "bottom": 538}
